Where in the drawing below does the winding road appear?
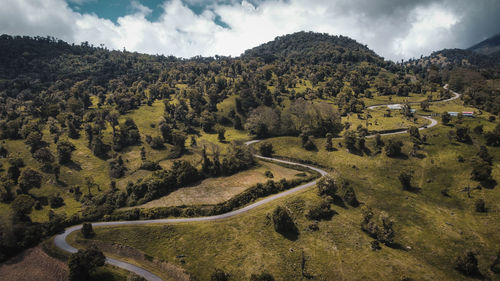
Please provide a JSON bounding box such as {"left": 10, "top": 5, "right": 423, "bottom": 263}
{"left": 54, "top": 85, "right": 461, "bottom": 281}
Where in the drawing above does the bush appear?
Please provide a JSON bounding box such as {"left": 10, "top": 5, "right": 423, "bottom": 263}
{"left": 81, "top": 223, "right": 95, "bottom": 238}
{"left": 385, "top": 139, "right": 403, "bottom": 157}
{"left": 475, "top": 199, "right": 486, "bottom": 212}
{"left": 264, "top": 170, "right": 274, "bottom": 178}
{"left": 272, "top": 206, "right": 297, "bottom": 236}
{"left": 150, "top": 136, "right": 164, "bottom": 149}
{"left": 211, "top": 269, "right": 229, "bottom": 281}
{"left": 317, "top": 175, "right": 337, "bottom": 197}
{"left": 398, "top": 172, "right": 412, "bottom": 190}
{"left": 455, "top": 251, "right": 480, "bottom": 277}
{"left": 306, "top": 200, "right": 335, "bottom": 220}
{"left": 259, "top": 143, "right": 273, "bottom": 157}
{"left": 68, "top": 245, "right": 105, "bottom": 281}
{"left": 49, "top": 194, "right": 64, "bottom": 208}
{"left": 139, "top": 160, "right": 161, "bottom": 171}
{"left": 19, "top": 168, "right": 42, "bottom": 193}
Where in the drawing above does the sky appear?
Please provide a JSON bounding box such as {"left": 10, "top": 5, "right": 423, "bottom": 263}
{"left": 0, "top": 0, "right": 499, "bottom": 61}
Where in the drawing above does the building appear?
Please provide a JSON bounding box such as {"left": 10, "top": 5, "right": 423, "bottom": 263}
{"left": 387, "top": 104, "right": 402, "bottom": 110}
{"left": 462, "top": 111, "right": 474, "bottom": 116}
{"left": 448, "top": 112, "right": 459, "bottom": 117}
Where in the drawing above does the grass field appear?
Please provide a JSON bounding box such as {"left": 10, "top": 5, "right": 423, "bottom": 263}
{"left": 70, "top": 113, "right": 500, "bottom": 280}
{"left": 132, "top": 160, "right": 312, "bottom": 208}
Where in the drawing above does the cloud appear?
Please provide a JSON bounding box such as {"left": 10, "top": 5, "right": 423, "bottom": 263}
{"left": 0, "top": 0, "right": 499, "bottom": 61}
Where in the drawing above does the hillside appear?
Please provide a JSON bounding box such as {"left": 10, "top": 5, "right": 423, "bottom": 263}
{"left": 468, "top": 34, "right": 500, "bottom": 56}
{"left": 0, "top": 32, "right": 499, "bottom": 281}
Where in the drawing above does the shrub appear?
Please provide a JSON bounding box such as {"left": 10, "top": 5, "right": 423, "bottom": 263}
{"left": 385, "top": 139, "right": 403, "bottom": 157}
{"left": 259, "top": 143, "right": 273, "bottom": 157}
{"left": 306, "top": 200, "right": 335, "bottom": 220}
{"left": 68, "top": 245, "right": 105, "bottom": 281}
{"left": 264, "top": 171, "right": 274, "bottom": 178}
{"left": 81, "top": 223, "right": 95, "bottom": 238}
{"left": 455, "top": 251, "right": 480, "bottom": 277}
{"left": 49, "top": 194, "right": 64, "bottom": 208}
{"left": 211, "top": 269, "right": 229, "bottom": 281}
{"left": 475, "top": 199, "right": 486, "bottom": 212}
{"left": 139, "top": 160, "right": 161, "bottom": 171}
{"left": 398, "top": 172, "right": 412, "bottom": 190}
{"left": 317, "top": 175, "right": 338, "bottom": 197}
{"left": 150, "top": 136, "right": 164, "bottom": 149}
{"left": 272, "top": 206, "right": 297, "bottom": 236}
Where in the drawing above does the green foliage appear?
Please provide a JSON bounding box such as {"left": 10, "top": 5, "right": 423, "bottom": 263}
{"left": 68, "top": 245, "right": 106, "bottom": 281}
{"left": 57, "top": 140, "right": 76, "bottom": 164}
{"left": 210, "top": 269, "right": 229, "bottom": 281}
{"left": 306, "top": 199, "right": 335, "bottom": 220}
{"left": 81, "top": 223, "right": 95, "bottom": 239}
{"left": 385, "top": 139, "right": 403, "bottom": 157}
{"left": 10, "top": 194, "right": 35, "bottom": 220}
{"left": 398, "top": 172, "right": 412, "bottom": 190}
{"left": 19, "top": 168, "right": 42, "bottom": 193}
{"left": 454, "top": 251, "right": 480, "bottom": 277}
{"left": 259, "top": 143, "right": 273, "bottom": 157}
{"left": 272, "top": 206, "right": 297, "bottom": 237}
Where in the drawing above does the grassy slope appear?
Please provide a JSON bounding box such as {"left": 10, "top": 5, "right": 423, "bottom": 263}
{"left": 71, "top": 108, "right": 500, "bottom": 280}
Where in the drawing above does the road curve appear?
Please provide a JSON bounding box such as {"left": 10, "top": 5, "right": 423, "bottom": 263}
{"left": 54, "top": 85, "right": 460, "bottom": 281}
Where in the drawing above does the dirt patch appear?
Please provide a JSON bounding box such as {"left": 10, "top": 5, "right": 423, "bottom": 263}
{"left": 0, "top": 246, "right": 68, "bottom": 281}
{"left": 133, "top": 161, "right": 308, "bottom": 208}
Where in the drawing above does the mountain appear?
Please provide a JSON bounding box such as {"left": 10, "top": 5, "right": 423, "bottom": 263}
{"left": 242, "top": 31, "right": 386, "bottom": 65}
{"left": 468, "top": 33, "right": 500, "bottom": 55}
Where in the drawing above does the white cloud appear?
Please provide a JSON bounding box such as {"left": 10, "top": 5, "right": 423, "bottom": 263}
{"left": 0, "top": 0, "right": 497, "bottom": 61}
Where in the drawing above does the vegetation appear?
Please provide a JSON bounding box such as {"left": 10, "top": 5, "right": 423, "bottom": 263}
{"left": 0, "top": 31, "right": 498, "bottom": 281}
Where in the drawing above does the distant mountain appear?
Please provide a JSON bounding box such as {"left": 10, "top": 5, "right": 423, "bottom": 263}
{"left": 468, "top": 34, "right": 500, "bottom": 56}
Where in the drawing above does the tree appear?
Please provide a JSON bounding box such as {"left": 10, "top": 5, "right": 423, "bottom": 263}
{"left": 109, "top": 156, "right": 126, "bottom": 179}
{"left": 90, "top": 135, "right": 107, "bottom": 157}
{"left": 216, "top": 126, "right": 226, "bottom": 142}
{"left": 19, "top": 168, "right": 42, "bottom": 193}
{"left": 455, "top": 126, "right": 470, "bottom": 143}
{"left": 259, "top": 143, "right": 273, "bottom": 157}
{"left": 68, "top": 245, "right": 105, "bottom": 281}
{"left": 441, "top": 112, "right": 451, "bottom": 125}
{"left": 150, "top": 136, "right": 164, "bottom": 150}
{"left": 408, "top": 126, "right": 421, "bottom": 143}
{"left": 49, "top": 194, "right": 64, "bottom": 208}
{"left": 385, "top": 139, "right": 403, "bottom": 157}
{"left": 420, "top": 100, "right": 430, "bottom": 111}
{"left": 10, "top": 194, "right": 35, "bottom": 221}
{"left": 57, "top": 140, "right": 76, "bottom": 164}
{"left": 325, "top": 133, "right": 334, "bottom": 151}
{"left": 398, "top": 172, "right": 412, "bottom": 190}
{"left": 475, "top": 199, "right": 486, "bottom": 212}
{"left": 272, "top": 206, "right": 297, "bottom": 236}
{"left": 81, "top": 223, "right": 95, "bottom": 238}
{"left": 317, "top": 175, "right": 337, "bottom": 197}
{"left": 471, "top": 158, "right": 492, "bottom": 182}
{"left": 477, "top": 146, "right": 493, "bottom": 165}
{"left": 210, "top": 269, "right": 229, "bottom": 281}
{"left": 455, "top": 251, "right": 480, "bottom": 277}
{"left": 25, "top": 131, "right": 43, "bottom": 153}
{"left": 33, "top": 147, "right": 55, "bottom": 164}
{"left": 344, "top": 130, "right": 357, "bottom": 150}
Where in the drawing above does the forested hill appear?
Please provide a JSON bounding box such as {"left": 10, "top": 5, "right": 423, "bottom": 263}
{"left": 468, "top": 33, "right": 500, "bottom": 55}
{"left": 242, "top": 31, "right": 385, "bottom": 65}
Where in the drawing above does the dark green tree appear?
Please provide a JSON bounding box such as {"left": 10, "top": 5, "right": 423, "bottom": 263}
{"left": 68, "top": 245, "right": 105, "bottom": 281}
